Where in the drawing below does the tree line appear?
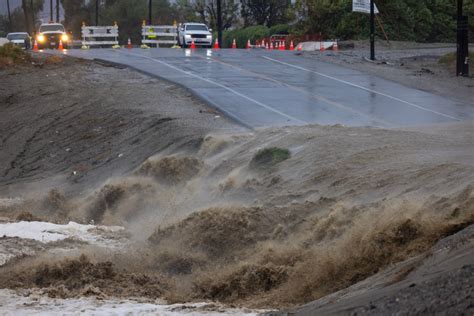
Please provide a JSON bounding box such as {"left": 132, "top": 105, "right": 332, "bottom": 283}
{"left": 1, "top": 0, "right": 472, "bottom": 43}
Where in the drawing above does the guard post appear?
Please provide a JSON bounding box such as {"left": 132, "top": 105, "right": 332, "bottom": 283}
{"left": 457, "top": 0, "right": 469, "bottom": 77}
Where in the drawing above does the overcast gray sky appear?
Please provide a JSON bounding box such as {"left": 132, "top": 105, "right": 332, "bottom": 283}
{"left": 1, "top": 0, "right": 22, "bottom": 14}
{"left": 1, "top": 0, "right": 63, "bottom": 22}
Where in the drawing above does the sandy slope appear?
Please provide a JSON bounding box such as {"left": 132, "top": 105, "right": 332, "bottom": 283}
{"left": 0, "top": 55, "right": 240, "bottom": 196}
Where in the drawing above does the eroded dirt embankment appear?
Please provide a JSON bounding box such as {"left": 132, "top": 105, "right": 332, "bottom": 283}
{"left": 2, "top": 122, "right": 474, "bottom": 309}
{"left": 1, "top": 54, "right": 473, "bottom": 312}
{"left": 0, "top": 54, "right": 238, "bottom": 196}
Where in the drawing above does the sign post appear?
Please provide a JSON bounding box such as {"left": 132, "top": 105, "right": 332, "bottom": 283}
{"left": 95, "top": 0, "right": 99, "bottom": 26}
{"left": 370, "top": 0, "right": 375, "bottom": 60}
{"left": 217, "top": 0, "right": 223, "bottom": 48}
{"left": 457, "top": 0, "right": 469, "bottom": 77}
{"left": 353, "top": 0, "right": 379, "bottom": 61}
{"left": 148, "top": 0, "right": 153, "bottom": 25}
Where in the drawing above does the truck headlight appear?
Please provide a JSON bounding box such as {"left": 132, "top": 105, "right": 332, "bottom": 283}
{"left": 37, "top": 34, "right": 45, "bottom": 42}
{"left": 61, "top": 34, "right": 69, "bottom": 42}
{"left": 184, "top": 34, "right": 191, "bottom": 38}
{"left": 206, "top": 35, "right": 212, "bottom": 39}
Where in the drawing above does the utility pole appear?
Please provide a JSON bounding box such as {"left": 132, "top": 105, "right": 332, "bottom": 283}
{"left": 148, "top": 0, "right": 152, "bottom": 25}
{"left": 217, "top": 0, "right": 222, "bottom": 47}
{"left": 95, "top": 0, "right": 99, "bottom": 26}
{"left": 50, "top": 0, "right": 53, "bottom": 21}
{"left": 7, "top": 0, "right": 12, "bottom": 32}
{"left": 56, "top": 0, "right": 59, "bottom": 22}
{"left": 457, "top": 0, "right": 469, "bottom": 77}
{"left": 370, "top": 0, "right": 375, "bottom": 61}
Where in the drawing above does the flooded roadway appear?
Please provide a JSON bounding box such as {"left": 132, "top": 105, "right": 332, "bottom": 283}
{"left": 59, "top": 48, "right": 473, "bottom": 128}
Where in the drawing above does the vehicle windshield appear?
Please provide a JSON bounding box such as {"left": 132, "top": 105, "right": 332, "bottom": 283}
{"left": 39, "top": 24, "right": 65, "bottom": 32}
{"left": 186, "top": 25, "right": 208, "bottom": 31}
{"left": 7, "top": 33, "right": 28, "bottom": 40}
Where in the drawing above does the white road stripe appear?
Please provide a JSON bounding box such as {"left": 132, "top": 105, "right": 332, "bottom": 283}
{"left": 120, "top": 51, "right": 307, "bottom": 125}
{"left": 263, "top": 56, "right": 460, "bottom": 121}
{"left": 197, "top": 54, "right": 393, "bottom": 128}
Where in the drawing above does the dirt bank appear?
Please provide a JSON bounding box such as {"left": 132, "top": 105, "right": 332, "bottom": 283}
{"left": 0, "top": 54, "right": 241, "bottom": 197}
{"left": 300, "top": 40, "right": 473, "bottom": 103}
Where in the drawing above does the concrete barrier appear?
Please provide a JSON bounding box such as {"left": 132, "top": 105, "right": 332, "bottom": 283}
{"left": 296, "top": 41, "right": 335, "bottom": 51}
{"left": 0, "top": 38, "right": 9, "bottom": 47}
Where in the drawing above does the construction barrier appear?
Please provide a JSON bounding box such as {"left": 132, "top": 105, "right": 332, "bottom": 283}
{"left": 81, "top": 23, "right": 119, "bottom": 48}
{"left": 141, "top": 24, "right": 178, "bottom": 48}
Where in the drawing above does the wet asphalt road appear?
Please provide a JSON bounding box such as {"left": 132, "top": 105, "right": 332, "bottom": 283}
{"left": 59, "top": 48, "right": 473, "bottom": 128}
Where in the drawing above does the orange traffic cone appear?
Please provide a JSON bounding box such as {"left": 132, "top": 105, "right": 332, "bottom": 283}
{"left": 246, "top": 39, "right": 251, "bottom": 49}
{"left": 270, "top": 42, "right": 274, "bottom": 50}
{"left": 190, "top": 39, "right": 196, "bottom": 49}
{"left": 33, "top": 40, "right": 39, "bottom": 52}
{"left": 320, "top": 41, "right": 325, "bottom": 52}
{"left": 214, "top": 38, "right": 220, "bottom": 49}
{"left": 127, "top": 38, "right": 132, "bottom": 49}
{"left": 333, "top": 40, "right": 339, "bottom": 52}
{"left": 261, "top": 39, "right": 265, "bottom": 48}
{"left": 297, "top": 43, "right": 303, "bottom": 51}
{"left": 279, "top": 41, "right": 285, "bottom": 50}
{"left": 58, "top": 40, "right": 64, "bottom": 51}
{"left": 289, "top": 40, "right": 294, "bottom": 51}
{"left": 232, "top": 38, "right": 237, "bottom": 49}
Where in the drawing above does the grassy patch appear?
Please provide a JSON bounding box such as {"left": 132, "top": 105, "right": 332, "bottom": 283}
{"left": 439, "top": 51, "right": 473, "bottom": 64}
{"left": 0, "top": 43, "right": 30, "bottom": 66}
{"left": 250, "top": 147, "right": 291, "bottom": 168}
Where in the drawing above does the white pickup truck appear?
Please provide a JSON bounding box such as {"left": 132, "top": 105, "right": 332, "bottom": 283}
{"left": 178, "top": 23, "right": 213, "bottom": 48}
{"left": 36, "top": 23, "right": 70, "bottom": 49}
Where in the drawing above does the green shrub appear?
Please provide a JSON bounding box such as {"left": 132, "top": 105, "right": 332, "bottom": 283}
{"left": 268, "top": 24, "right": 290, "bottom": 35}
{"left": 0, "top": 43, "right": 29, "bottom": 63}
{"left": 250, "top": 147, "right": 291, "bottom": 169}
{"left": 222, "top": 25, "right": 270, "bottom": 48}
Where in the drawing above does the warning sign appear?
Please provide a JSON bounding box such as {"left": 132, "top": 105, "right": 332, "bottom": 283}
{"left": 353, "top": 0, "right": 379, "bottom": 14}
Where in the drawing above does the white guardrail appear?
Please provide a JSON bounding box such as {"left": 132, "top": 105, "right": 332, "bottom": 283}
{"left": 142, "top": 25, "right": 177, "bottom": 47}
{"left": 82, "top": 24, "right": 119, "bottom": 47}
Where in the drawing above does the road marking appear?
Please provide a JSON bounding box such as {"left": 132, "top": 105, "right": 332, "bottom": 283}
{"left": 120, "top": 51, "right": 307, "bottom": 125}
{"left": 263, "top": 56, "right": 460, "bottom": 121}
{"left": 193, "top": 53, "right": 393, "bottom": 128}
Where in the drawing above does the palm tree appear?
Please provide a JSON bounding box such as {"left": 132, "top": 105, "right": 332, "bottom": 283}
{"left": 21, "top": 0, "right": 31, "bottom": 34}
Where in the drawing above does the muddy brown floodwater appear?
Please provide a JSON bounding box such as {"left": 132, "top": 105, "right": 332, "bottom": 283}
{"left": 0, "top": 53, "right": 473, "bottom": 314}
